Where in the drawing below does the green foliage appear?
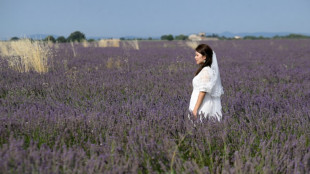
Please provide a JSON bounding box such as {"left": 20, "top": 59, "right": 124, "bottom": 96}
{"left": 218, "top": 36, "right": 227, "bottom": 40}
{"left": 67, "top": 31, "right": 86, "bottom": 42}
{"left": 161, "top": 34, "right": 174, "bottom": 41}
{"left": 175, "top": 34, "right": 188, "bottom": 40}
{"left": 243, "top": 35, "right": 268, "bottom": 40}
{"left": 206, "top": 33, "right": 219, "bottom": 38}
{"left": 87, "top": 39, "right": 95, "bottom": 42}
{"left": 243, "top": 33, "right": 310, "bottom": 40}
{"left": 43, "top": 35, "right": 56, "bottom": 43}
{"left": 273, "top": 33, "right": 310, "bottom": 39}
{"left": 10, "top": 37, "right": 19, "bottom": 41}
{"left": 56, "top": 36, "right": 67, "bottom": 43}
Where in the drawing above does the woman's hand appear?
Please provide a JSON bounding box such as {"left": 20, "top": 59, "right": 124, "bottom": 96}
{"left": 192, "top": 109, "right": 198, "bottom": 120}
{"left": 192, "top": 91, "right": 206, "bottom": 121}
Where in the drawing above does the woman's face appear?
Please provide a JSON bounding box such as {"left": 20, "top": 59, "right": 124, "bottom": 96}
{"left": 195, "top": 51, "right": 206, "bottom": 64}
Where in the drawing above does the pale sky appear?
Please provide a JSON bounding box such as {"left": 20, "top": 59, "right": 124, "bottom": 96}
{"left": 0, "top": 0, "right": 309, "bottom": 39}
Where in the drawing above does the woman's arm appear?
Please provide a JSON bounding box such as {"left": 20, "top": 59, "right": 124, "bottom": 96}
{"left": 193, "top": 91, "right": 206, "bottom": 119}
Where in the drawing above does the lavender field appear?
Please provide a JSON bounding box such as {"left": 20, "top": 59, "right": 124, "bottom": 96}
{"left": 0, "top": 39, "right": 309, "bottom": 173}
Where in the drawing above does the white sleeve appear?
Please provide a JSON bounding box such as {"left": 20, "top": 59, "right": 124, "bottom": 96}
{"left": 198, "top": 67, "right": 216, "bottom": 93}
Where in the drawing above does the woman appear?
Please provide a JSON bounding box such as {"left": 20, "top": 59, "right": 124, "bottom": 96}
{"left": 188, "top": 44, "right": 224, "bottom": 122}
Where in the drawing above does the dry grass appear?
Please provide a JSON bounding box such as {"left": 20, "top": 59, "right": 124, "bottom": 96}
{"left": 122, "top": 40, "right": 139, "bottom": 50}
{"left": 106, "top": 57, "right": 114, "bottom": 69}
{"left": 106, "top": 57, "right": 122, "bottom": 70}
{"left": 185, "top": 41, "right": 200, "bottom": 49}
{"left": 54, "top": 42, "right": 60, "bottom": 49}
{"left": 70, "top": 41, "right": 77, "bottom": 57}
{"left": 98, "top": 39, "right": 120, "bottom": 47}
{"left": 82, "top": 39, "right": 89, "bottom": 48}
{"left": 0, "top": 39, "right": 52, "bottom": 73}
{"left": 47, "top": 40, "right": 54, "bottom": 48}
{"left": 114, "top": 59, "right": 121, "bottom": 69}
{"left": 0, "top": 41, "right": 11, "bottom": 57}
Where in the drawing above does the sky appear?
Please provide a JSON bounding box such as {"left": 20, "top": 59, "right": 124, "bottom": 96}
{"left": 0, "top": 0, "right": 310, "bottom": 39}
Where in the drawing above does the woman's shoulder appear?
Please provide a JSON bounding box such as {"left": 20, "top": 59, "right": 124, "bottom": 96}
{"left": 201, "top": 66, "right": 212, "bottom": 72}
{"left": 203, "top": 66, "right": 211, "bottom": 69}
{"left": 199, "top": 66, "right": 213, "bottom": 76}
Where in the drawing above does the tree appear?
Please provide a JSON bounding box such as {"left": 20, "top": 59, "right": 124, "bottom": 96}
{"left": 243, "top": 35, "right": 267, "bottom": 40}
{"left": 10, "top": 37, "right": 19, "bottom": 41}
{"left": 67, "top": 31, "right": 86, "bottom": 42}
{"left": 272, "top": 33, "right": 310, "bottom": 39}
{"left": 243, "top": 36, "right": 257, "bottom": 40}
{"left": 56, "top": 36, "right": 67, "bottom": 43}
{"left": 175, "top": 34, "right": 188, "bottom": 40}
{"left": 43, "top": 35, "right": 56, "bottom": 43}
{"left": 286, "top": 33, "right": 310, "bottom": 39}
{"left": 207, "top": 33, "right": 219, "bottom": 38}
{"left": 161, "top": 34, "right": 174, "bottom": 41}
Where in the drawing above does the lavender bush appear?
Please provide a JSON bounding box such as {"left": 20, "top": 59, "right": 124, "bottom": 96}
{"left": 0, "top": 39, "right": 309, "bottom": 173}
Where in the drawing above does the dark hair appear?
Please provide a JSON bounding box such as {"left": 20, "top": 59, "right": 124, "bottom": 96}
{"left": 195, "top": 44, "right": 213, "bottom": 76}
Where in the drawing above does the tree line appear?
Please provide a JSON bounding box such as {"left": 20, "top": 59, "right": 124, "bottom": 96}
{"left": 242, "top": 34, "right": 310, "bottom": 40}
{"left": 9, "top": 31, "right": 90, "bottom": 43}
{"left": 8, "top": 31, "right": 310, "bottom": 42}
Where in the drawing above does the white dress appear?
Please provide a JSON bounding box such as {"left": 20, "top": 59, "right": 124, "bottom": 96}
{"left": 189, "top": 66, "right": 223, "bottom": 121}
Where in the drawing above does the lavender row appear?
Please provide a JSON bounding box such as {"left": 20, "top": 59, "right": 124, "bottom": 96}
{"left": 0, "top": 39, "right": 309, "bottom": 173}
